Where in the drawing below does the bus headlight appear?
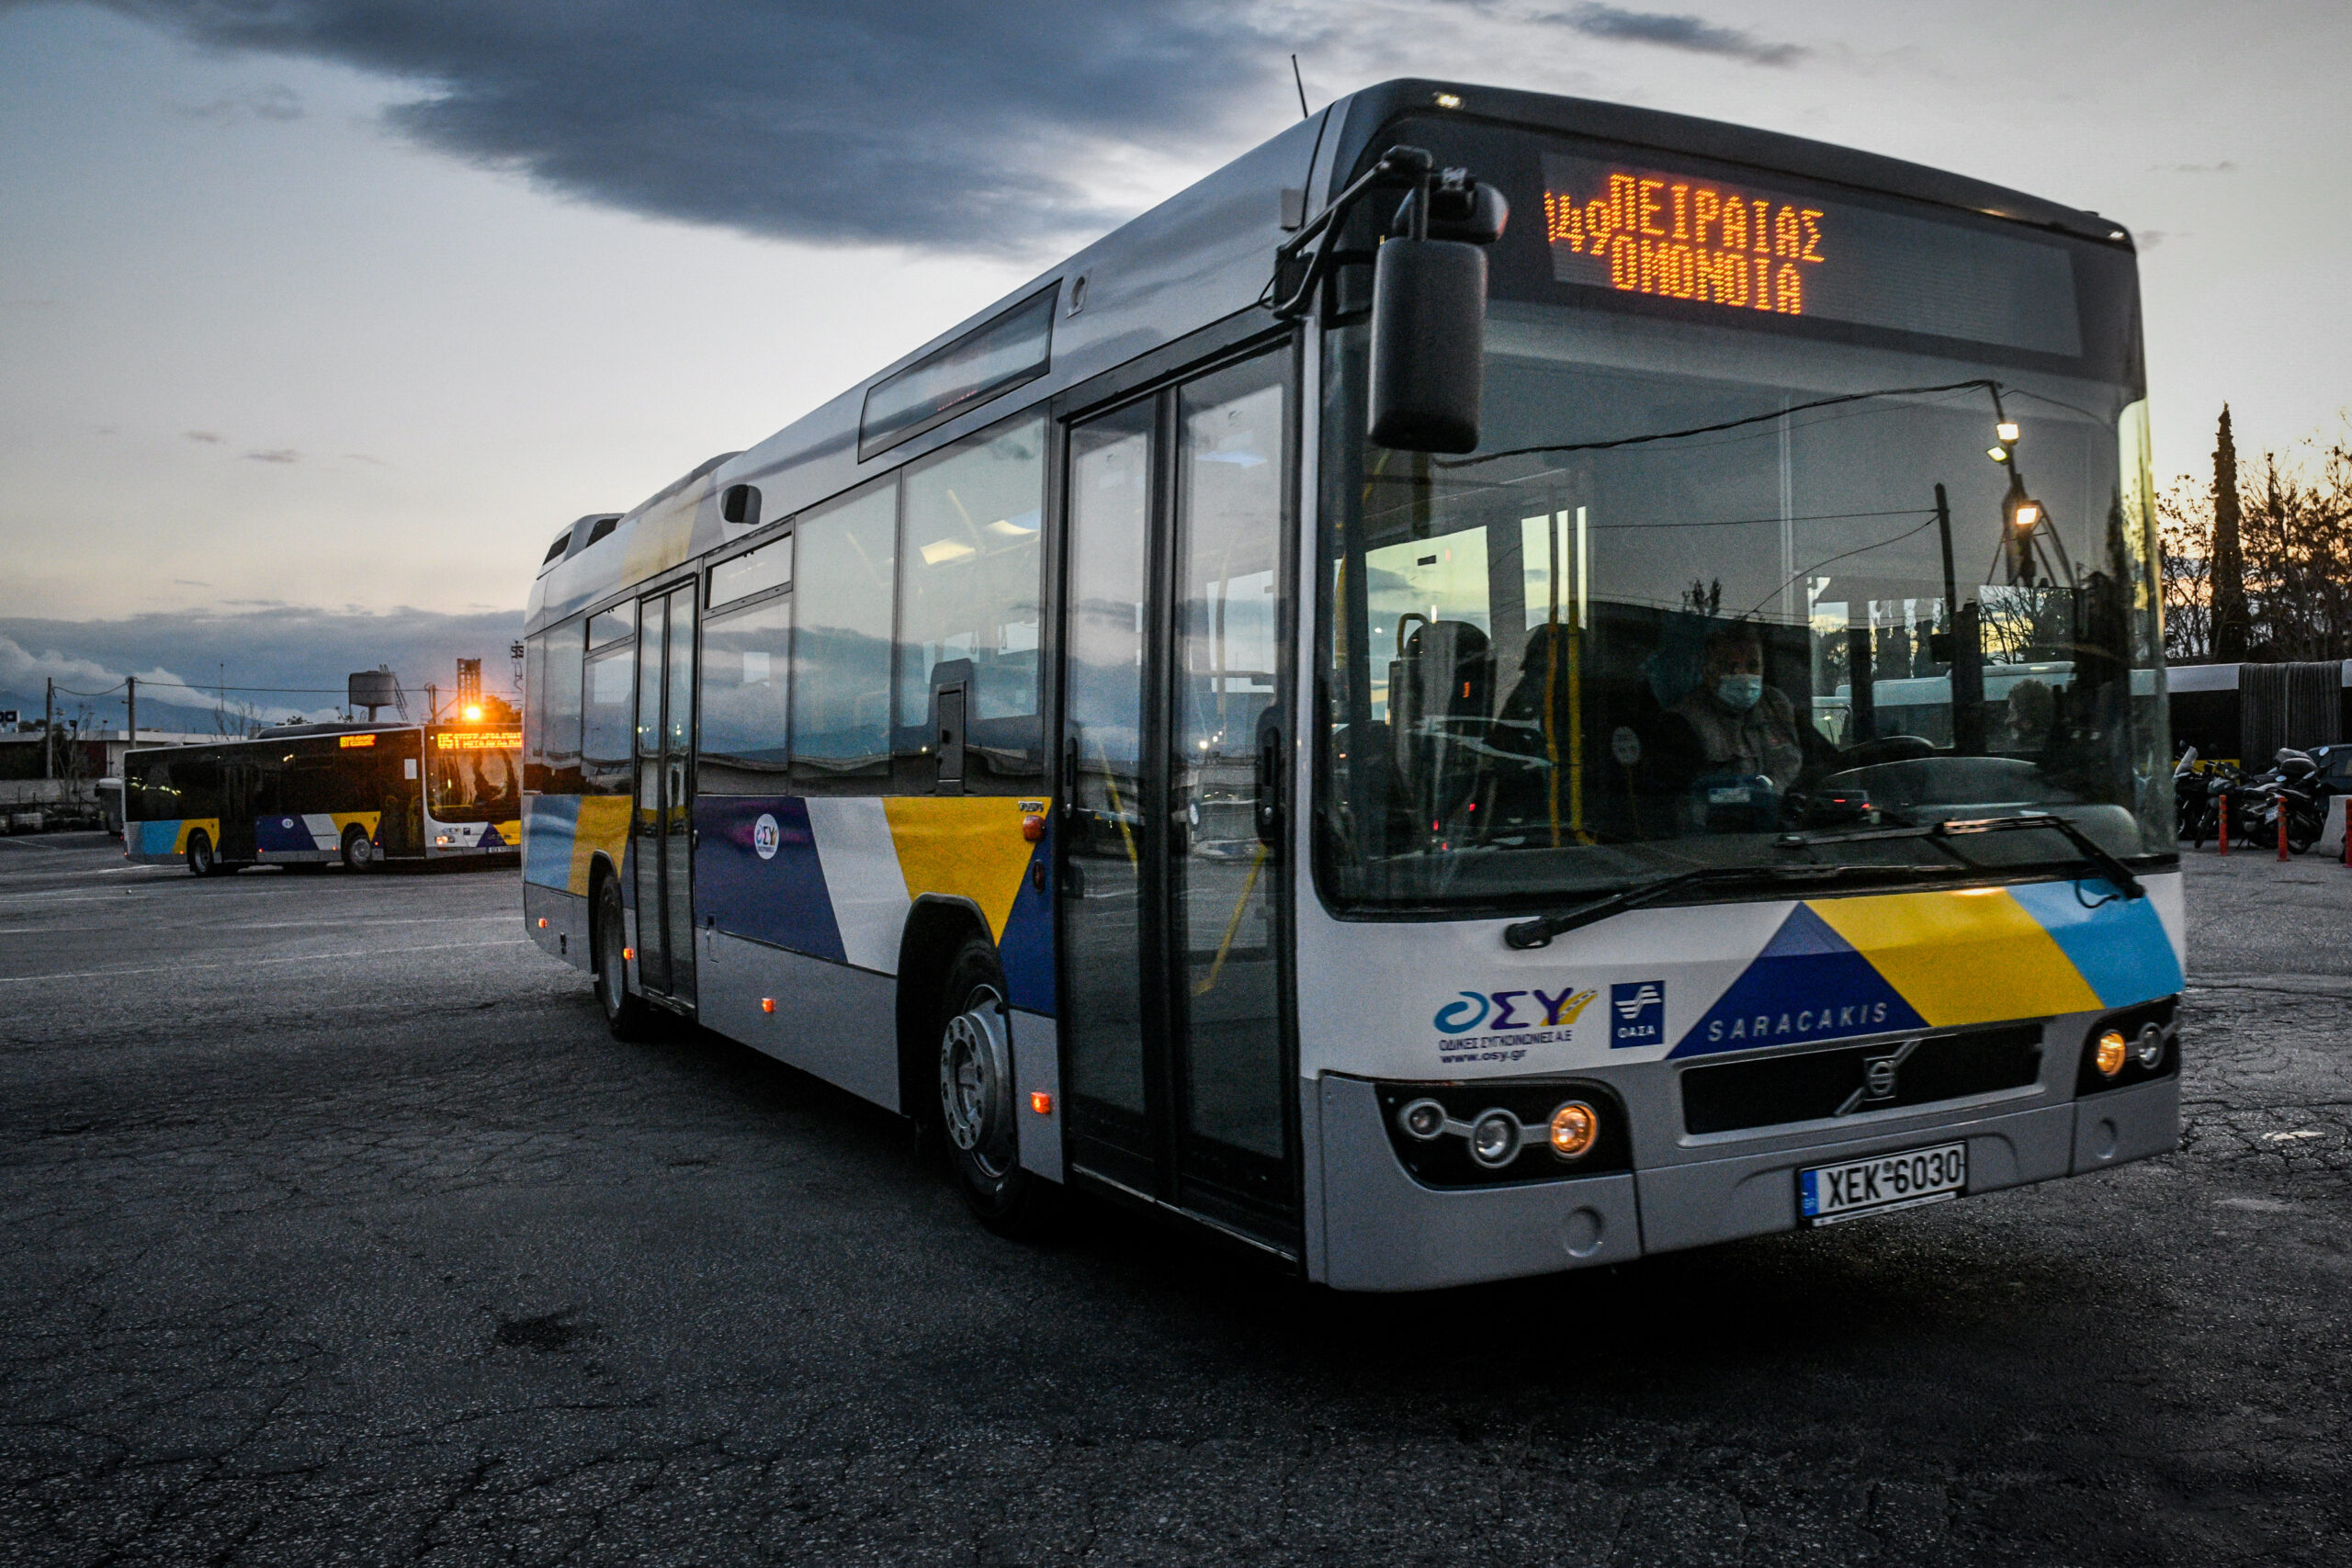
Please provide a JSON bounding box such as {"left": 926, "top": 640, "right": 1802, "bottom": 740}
{"left": 1397, "top": 1098, "right": 1448, "bottom": 1141}
{"left": 1468, "top": 1110, "right": 1521, "bottom": 1168}
{"left": 2093, "top": 1029, "right": 2128, "bottom": 1078}
{"left": 2134, "top": 1023, "right": 2165, "bottom": 1069}
{"left": 1548, "top": 1101, "right": 1600, "bottom": 1160}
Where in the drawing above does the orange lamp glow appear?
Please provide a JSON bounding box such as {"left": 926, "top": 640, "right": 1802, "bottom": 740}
{"left": 2093, "top": 1029, "right": 2127, "bottom": 1077}
{"left": 1031, "top": 1091, "right": 1054, "bottom": 1115}
{"left": 462, "top": 704, "right": 483, "bottom": 722}
{"left": 762, "top": 998, "right": 776, "bottom": 1014}
{"left": 1548, "top": 1101, "right": 1600, "bottom": 1159}
{"left": 1022, "top": 814, "right": 1046, "bottom": 842}
{"left": 537, "top": 918, "right": 548, "bottom": 929}
{"left": 622, "top": 946, "right": 635, "bottom": 962}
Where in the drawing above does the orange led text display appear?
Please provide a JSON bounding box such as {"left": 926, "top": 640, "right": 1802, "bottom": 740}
{"left": 1545, "top": 171, "right": 1822, "bottom": 315}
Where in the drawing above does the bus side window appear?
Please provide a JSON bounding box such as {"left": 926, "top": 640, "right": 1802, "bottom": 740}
{"left": 582, "top": 640, "right": 636, "bottom": 795}
{"left": 791, "top": 479, "right": 898, "bottom": 789}
{"left": 893, "top": 413, "right": 1046, "bottom": 789}
{"left": 539, "top": 617, "right": 587, "bottom": 794}
{"left": 698, "top": 594, "right": 792, "bottom": 794}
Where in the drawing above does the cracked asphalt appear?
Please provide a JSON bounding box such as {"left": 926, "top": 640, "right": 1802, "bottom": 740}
{"left": 0, "top": 832, "right": 2345, "bottom": 1566}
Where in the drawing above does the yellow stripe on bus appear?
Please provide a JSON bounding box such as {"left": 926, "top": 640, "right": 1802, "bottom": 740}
{"left": 173, "top": 818, "right": 220, "bottom": 855}
{"left": 883, "top": 796, "right": 1035, "bottom": 942}
{"left": 1805, "top": 887, "right": 2100, "bottom": 1027}
{"left": 568, "top": 795, "right": 634, "bottom": 895}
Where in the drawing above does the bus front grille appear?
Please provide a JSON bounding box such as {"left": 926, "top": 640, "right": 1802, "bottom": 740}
{"left": 1679, "top": 1025, "right": 2044, "bottom": 1135}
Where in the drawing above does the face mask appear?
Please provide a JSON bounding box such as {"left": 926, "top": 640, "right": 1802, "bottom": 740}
{"left": 1716, "top": 674, "right": 1764, "bottom": 712}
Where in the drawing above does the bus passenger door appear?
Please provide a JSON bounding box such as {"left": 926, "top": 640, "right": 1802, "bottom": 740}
{"left": 1059, "top": 347, "right": 1296, "bottom": 1248}
{"left": 631, "top": 581, "right": 698, "bottom": 1005}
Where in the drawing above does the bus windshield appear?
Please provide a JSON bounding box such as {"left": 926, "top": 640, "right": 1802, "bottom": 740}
{"left": 427, "top": 737, "right": 520, "bottom": 823}
{"left": 1316, "top": 292, "right": 2167, "bottom": 915}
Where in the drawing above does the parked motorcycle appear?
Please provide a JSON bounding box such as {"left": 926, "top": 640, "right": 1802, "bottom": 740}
{"left": 2256, "top": 749, "right": 2328, "bottom": 854}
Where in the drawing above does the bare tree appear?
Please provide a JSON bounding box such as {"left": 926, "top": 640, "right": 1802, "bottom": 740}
{"left": 2157, "top": 411, "right": 2352, "bottom": 664}
{"left": 2157, "top": 475, "right": 2213, "bottom": 661}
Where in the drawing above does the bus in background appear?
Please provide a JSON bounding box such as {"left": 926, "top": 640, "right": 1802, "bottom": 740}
{"left": 125, "top": 720, "right": 522, "bottom": 875}
{"left": 521, "top": 79, "right": 2182, "bottom": 1291}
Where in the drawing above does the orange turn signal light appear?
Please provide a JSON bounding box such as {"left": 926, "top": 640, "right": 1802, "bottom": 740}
{"left": 1022, "top": 814, "right": 1046, "bottom": 842}
{"left": 762, "top": 998, "right": 776, "bottom": 1014}
{"left": 1031, "top": 1091, "right": 1054, "bottom": 1115}
{"left": 537, "top": 918, "right": 548, "bottom": 929}
{"left": 1549, "top": 1101, "right": 1600, "bottom": 1159}
{"left": 2093, "top": 1029, "right": 2127, "bottom": 1078}
{"left": 622, "top": 946, "right": 635, "bottom": 962}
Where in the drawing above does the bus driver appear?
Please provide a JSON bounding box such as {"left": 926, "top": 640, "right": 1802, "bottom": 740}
{"left": 1670, "top": 620, "right": 1806, "bottom": 791}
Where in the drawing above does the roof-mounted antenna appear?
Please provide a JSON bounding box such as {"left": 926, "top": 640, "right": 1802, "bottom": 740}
{"left": 1291, "top": 54, "right": 1310, "bottom": 120}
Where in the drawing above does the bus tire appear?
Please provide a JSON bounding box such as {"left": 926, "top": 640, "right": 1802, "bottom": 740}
{"left": 936, "top": 935, "right": 1057, "bottom": 1239}
{"left": 340, "top": 825, "right": 378, "bottom": 872}
{"left": 185, "top": 830, "right": 216, "bottom": 878}
{"left": 593, "top": 873, "right": 658, "bottom": 1043}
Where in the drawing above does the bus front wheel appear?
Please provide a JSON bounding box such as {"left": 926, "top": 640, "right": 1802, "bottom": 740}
{"left": 340, "top": 825, "right": 378, "bottom": 872}
{"left": 936, "top": 936, "right": 1057, "bottom": 1239}
{"left": 594, "top": 874, "right": 657, "bottom": 1042}
{"left": 184, "top": 831, "right": 217, "bottom": 877}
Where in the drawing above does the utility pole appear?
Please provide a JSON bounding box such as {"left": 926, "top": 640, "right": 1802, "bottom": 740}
{"left": 43, "top": 678, "right": 53, "bottom": 780}
{"left": 126, "top": 676, "right": 136, "bottom": 751}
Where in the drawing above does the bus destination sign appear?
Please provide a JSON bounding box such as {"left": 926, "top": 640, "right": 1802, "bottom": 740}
{"left": 338, "top": 733, "right": 376, "bottom": 749}
{"left": 1544, "top": 164, "right": 1820, "bottom": 316}
{"left": 1537, "top": 150, "right": 2085, "bottom": 356}
{"left": 435, "top": 729, "right": 522, "bottom": 751}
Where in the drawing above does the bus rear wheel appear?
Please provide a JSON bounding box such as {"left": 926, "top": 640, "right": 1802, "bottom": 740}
{"left": 340, "top": 825, "right": 377, "bottom": 872}
{"left": 184, "top": 831, "right": 217, "bottom": 877}
{"left": 936, "top": 936, "right": 1056, "bottom": 1238}
{"left": 594, "top": 874, "right": 658, "bottom": 1042}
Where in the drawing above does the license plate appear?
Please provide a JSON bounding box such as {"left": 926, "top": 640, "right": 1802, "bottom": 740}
{"left": 1798, "top": 1141, "right": 1967, "bottom": 1225}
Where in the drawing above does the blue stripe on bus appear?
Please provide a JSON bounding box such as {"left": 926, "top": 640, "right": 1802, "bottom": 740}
{"left": 996, "top": 817, "right": 1055, "bottom": 1014}
{"left": 523, "top": 796, "right": 580, "bottom": 889}
{"left": 2004, "top": 878, "right": 2186, "bottom": 1008}
{"left": 694, "top": 795, "right": 846, "bottom": 963}
{"left": 254, "top": 816, "right": 316, "bottom": 852}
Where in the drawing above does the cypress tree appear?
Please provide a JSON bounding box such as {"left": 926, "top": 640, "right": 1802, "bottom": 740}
{"left": 2211, "top": 405, "right": 2250, "bottom": 660}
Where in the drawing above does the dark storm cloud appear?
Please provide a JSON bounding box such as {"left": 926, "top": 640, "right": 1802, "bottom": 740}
{"left": 0, "top": 604, "right": 528, "bottom": 728}
{"left": 93, "top": 0, "right": 1296, "bottom": 254}
{"left": 1544, "top": 4, "right": 1804, "bottom": 65}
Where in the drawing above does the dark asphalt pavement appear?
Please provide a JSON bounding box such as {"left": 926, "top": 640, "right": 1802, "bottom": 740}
{"left": 0, "top": 833, "right": 2345, "bottom": 1565}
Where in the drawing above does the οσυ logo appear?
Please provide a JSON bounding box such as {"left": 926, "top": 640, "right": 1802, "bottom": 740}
{"left": 752, "top": 813, "right": 781, "bottom": 861}
{"left": 1433, "top": 986, "right": 1597, "bottom": 1035}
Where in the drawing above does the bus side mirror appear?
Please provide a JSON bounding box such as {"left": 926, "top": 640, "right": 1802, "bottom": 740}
{"left": 1368, "top": 236, "right": 1487, "bottom": 454}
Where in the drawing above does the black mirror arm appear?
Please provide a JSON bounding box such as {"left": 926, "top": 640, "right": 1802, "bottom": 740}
{"left": 1265, "top": 145, "right": 1434, "bottom": 320}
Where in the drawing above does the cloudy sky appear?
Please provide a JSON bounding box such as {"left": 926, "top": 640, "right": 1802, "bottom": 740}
{"left": 3, "top": 0, "right": 2347, "bottom": 724}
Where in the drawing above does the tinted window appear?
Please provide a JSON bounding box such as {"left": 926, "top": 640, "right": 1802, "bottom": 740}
{"left": 533, "top": 618, "right": 586, "bottom": 794}
{"left": 588, "top": 603, "right": 635, "bottom": 649}
{"left": 582, "top": 643, "right": 636, "bottom": 794}
{"left": 699, "top": 596, "right": 792, "bottom": 794}
{"left": 859, "top": 286, "right": 1055, "bottom": 459}
{"left": 895, "top": 415, "right": 1046, "bottom": 784}
{"left": 792, "top": 482, "right": 897, "bottom": 784}
{"left": 711, "top": 535, "right": 792, "bottom": 606}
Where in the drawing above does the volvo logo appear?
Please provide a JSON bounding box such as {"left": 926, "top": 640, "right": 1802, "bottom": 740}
{"left": 1838, "top": 1038, "right": 1921, "bottom": 1115}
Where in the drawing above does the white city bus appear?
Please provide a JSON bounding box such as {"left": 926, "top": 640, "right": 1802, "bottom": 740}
{"left": 519, "top": 80, "right": 2183, "bottom": 1289}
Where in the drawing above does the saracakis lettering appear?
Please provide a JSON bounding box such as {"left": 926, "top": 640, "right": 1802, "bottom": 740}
{"left": 1706, "top": 1000, "right": 1890, "bottom": 1045}
{"left": 1544, "top": 169, "right": 1823, "bottom": 317}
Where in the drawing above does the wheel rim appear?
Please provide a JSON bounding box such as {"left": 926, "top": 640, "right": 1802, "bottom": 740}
{"left": 939, "top": 987, "right": 1014, "bottom": 1179}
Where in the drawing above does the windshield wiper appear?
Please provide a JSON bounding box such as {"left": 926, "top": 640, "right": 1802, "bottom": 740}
{"left": 1934, "top": 812, "right": 2147, "bottom": 900}
{"left": 1502, "top": 864, "right": 1891, "bottom": 949}
{"left": 1500, "top": 813, "right": 2144, "bottom": 951}
{"left": 1781, "top": 811, "right": 2146, "bottom": 901}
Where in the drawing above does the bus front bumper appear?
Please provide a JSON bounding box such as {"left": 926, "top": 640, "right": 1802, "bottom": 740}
{"left": 1314, "top": 1074, "right": 2177, "bottom": 1292}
